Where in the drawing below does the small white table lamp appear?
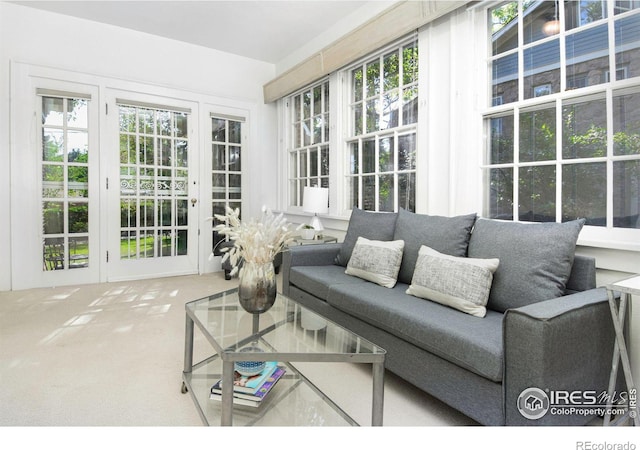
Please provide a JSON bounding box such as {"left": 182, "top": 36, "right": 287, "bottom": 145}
{"left": 302, "top": 186, "right": 329, "bottom": 231}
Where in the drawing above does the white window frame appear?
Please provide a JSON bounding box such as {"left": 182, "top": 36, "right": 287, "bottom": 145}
{"left": 482, "top": 0, "right": 640, "bottom": 251}
{"left": 342, "top": 36, "right": 419, "bottom": 213}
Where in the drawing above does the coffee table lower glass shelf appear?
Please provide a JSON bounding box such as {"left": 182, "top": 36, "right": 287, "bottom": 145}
{"left": 181, "top": 289, "right": 386, "bottom": 426}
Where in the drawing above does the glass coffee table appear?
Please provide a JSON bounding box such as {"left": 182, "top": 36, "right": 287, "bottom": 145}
{"left": 181, "top": 288, "right": 386, "bottom": 426}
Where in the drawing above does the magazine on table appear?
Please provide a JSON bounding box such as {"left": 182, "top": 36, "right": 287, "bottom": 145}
{"left": 210, "top": 366, "right": 286, "bottom": 407}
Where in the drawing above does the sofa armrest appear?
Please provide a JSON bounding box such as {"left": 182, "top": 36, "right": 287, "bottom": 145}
{"left": 503, "top": 287, "right": 616, "bottom": 425}
{"left": 281, "top": 243, "right": 342, "bottom": 296}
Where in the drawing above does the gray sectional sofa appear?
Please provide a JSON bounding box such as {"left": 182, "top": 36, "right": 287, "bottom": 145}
{"left": 282, "top": 208, "right": 617, "bottom": 426}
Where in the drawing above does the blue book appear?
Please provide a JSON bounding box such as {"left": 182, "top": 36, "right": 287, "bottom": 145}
{"left": 213, "top": 361, "right": 278, "bottom": 394}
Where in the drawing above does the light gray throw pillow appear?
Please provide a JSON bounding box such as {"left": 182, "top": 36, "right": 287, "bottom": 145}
{"left": 406, "top": 246, "right": 499, "bottom": 318}
{"left": 393, "top": 209, "right": 477, "bottom": 285}
{"left": 335, "top": 208, "right": 398, "bottom": 266}
{"left": 467, "top": 218, "right": 585, "bottom": 312}
{"left": 345, "top": 237, "right": 405, "bottom": 288}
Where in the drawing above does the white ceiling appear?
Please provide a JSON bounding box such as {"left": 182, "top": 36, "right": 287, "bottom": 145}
{"left": 12, "top": 0, "right": 371, "bottom": 64}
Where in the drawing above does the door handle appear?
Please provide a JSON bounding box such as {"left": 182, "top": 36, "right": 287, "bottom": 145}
{"left": 191, "top": 198, "right": 198, "bottom": 207}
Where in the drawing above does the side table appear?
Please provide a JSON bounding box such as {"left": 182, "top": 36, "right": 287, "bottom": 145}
{"left": 290, "top": 234, "right": 338, "bottom": 246}
{"left": 604, "top": 275, "right": 639, "bottom": 426}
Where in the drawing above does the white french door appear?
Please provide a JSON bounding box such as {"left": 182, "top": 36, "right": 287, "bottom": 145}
{"left": 10, "top": 64, "right": 252, "bottom": 289}
{"left": 105, "top": 93, "right": 200, "bottom": 281}
{"left": 10, "top": 75, "right": 101, "bottom": 290}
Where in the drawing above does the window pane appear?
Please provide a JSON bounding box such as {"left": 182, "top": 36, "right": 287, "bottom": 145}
{"left": 68, "top": 166, "right": 88, "bottom": 197}
{"left": 402, "top": 87, "right": 418, "bottom": 125}
{"left": 212, "top": 144, "right": 225, "bottom": 171}
{"left": 615, "top": 13, "right": 640, "bottom": 80}
{"left": 562, "top": 162, "right": 606, "bottom": 225}
{"left": 613, "top": 91, "right": 640, "bottom": 156}
{"left": 229, "top": 146, "right": 241, "bottom": 171}
{"left": 350, "top": 142, "right": 359, "bottom": 174}
{"left": 229, "top": 120, "right": 241, "bottom": 144}
{"left": 524, "top": 39, "right": 560, "bottom": 99}
{"left": 381, "top": 90, "right": 399, "bottom": 130}
{"left": 353, "top": 67, "right": 364, "bottom": 102}
{"left": 489, "top": 114, "right": 514, "bottom": 164}
{"left": 566, "top": 24, "right": 609, "bottom": 90}
{"left": 562, "top": 98, "right": 607, "bottom": 159}
{"left": 321, "top": 146, "right": 329, "bottom": 176}
{"left": 565, "top": 0, "right": 607, "bottom": 31}
{"left": 520, "top": 106, "right": 556, "bottom": 162}
{"left": 43, "top": 201, "right": 64, "bottom": 234}
{"left": 519, "top": 165, "right": 556, "bottom": 222}
{"left": 398, "top": 134, "right": 416, "bottom": 170}
{"left": 212, "top": 173, "right": 226, "bottom": 199}
{"left": 363, "top": 175, "right": 376, "bottom": 211}
{"left": 490, "top": 2, "right": 519, "bottom": 55}
{"left": 402, "top": 42, "right": 419, "bottom": 85}
{"left": 379, "top": 136, "right": 394, "bottom": 172}
{"left": 492, "top": 53, "right": 519, "bottom": 105}
{"left": 379, "top": 174, "right": 394, "bottom": 212}
{"left": 310, "top": 148, "right": 318, "bottom": 177}
{"left": 43, "top": 129, "right": 64, "bottom": 162}
{"left": 69, "top": 236, "right": 88, "bottom": 269}
{"left": 487, "top": 168, "right": 514, "bottom": 220}
{"left": 613, "top": 160, "right": 640, "bottom": 228}
{"left": 366, "top": 60, "right": 380, "bottom": 97}
{"left": 43, "top": 97, "right": 64, "bottom": 126}
{"left": 363, "top": 139, "right": 375, "bottom": 173}
{"left": 384, "top": 51, "right": 399, "bottom": 91}
{"left": 67, "top": 99, "right": 88, "bottom": 128}
{"left": 524, "top": 1, "right": 559, "bottom": 44}
{"left": 398, "top": 172, "right": 415, "bottom": 212}
{"left": 347, "top": 176, "right": 359, "bottom": 209}
{"left": 615, "top": 0, "right": 640, "bottom": 14}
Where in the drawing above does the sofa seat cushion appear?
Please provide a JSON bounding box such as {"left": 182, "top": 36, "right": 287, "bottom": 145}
{"left": 327, "top": 282, "right": 505, "bottom": 382}
{"left": 289, "top": 265, "right": 368, "bottom": 301}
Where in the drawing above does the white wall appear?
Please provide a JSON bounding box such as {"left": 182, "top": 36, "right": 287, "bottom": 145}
{"left": 0, "top": 2, "right": 278, "bottom": 291}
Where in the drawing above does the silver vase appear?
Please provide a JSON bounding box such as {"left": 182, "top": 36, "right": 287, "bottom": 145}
{"left": 238, "top": 261, "right": 277, "bottom": 314}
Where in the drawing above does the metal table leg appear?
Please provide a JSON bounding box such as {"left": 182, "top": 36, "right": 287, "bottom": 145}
{"left": 182, "top": 313, "right": 195, "bottom": 393}
{"left": 372, "top": 361, "right": 384, "bottom": 426}
{"left": 221, "top": 359, "right": 235, "bottom": 426}
{"left": 604, "top": 290, "right": 639, "bottom": 426}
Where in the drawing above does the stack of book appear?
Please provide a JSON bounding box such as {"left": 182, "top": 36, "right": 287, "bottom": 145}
{"left": 210, "top": 361, "right": 286, "bottom": 408}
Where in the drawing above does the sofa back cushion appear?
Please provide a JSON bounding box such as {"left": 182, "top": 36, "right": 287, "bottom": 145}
{"left": 467, "top": 218, "right": 585, "bottom": 312}
{"left": 393, "top": 209, "right": 477, "bottom": 285}
{"left": 335, "top": 208, "right": 398, "bottom": 266}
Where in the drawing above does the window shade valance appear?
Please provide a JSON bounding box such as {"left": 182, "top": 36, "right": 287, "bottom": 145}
{"left": 263, "top": 0, "right": 467, "bottom": 103}
{"left": 115, "top": 98, "right": 191, "bottom": 114}
{"left": 36, "top": 88, "right": 91, "bottom": 100}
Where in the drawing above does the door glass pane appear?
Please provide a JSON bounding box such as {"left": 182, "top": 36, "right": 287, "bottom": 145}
{"left": 119, "top": 105, "right": 189, "bottom": 259}
{"left": 41, "top": 96, "right": 90, "bottom": 271}
{"left": 211, "top": 116, "right": 243, "bottom": 241}
{"left": 615, "top": 13, "right": 640, "bottom": 80}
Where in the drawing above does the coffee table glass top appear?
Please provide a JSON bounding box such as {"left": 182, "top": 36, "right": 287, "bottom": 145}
{"left": 183, "top": 288, "right": 385, "bottom": 426}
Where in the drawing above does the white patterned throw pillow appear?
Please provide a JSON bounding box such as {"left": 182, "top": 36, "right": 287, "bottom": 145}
{"left": 345, "top": 237, "right": 405, "bottom": 288}
{"left": 406, "top": 246, "right": 499, "bottom": 318}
